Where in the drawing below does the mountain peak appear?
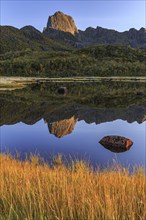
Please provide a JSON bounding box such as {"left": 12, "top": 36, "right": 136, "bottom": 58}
{"left": 54, "top": 11, "right": 64, "bottom": 15}
{"left": 45, "top": 11, "right": 78, "bottom": 35}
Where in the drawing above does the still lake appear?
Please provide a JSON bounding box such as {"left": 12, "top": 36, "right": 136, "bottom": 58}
{"left": 0, "top": 80, "right": 146, "bottom": 169}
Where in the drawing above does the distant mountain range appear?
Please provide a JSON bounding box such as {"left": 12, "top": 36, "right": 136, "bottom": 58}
{"left": 0, "top": 11, "right": 146, "bottom": 53}
{"left": 44, "top": 11, "right": 146, "bottom": 48}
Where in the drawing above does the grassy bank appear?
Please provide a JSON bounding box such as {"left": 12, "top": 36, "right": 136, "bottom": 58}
{"left": 0, "top": 154, "right": 145, "bottom": 220}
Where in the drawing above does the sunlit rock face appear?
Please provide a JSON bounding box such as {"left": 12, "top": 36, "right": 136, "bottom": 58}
{"left": 45, "top": 11, "right": 78, "bottom": 35}
{"left": 99, "top": 136, "right": 133, "bottom": 153}
{"left": 48, "top": 116, "right": 78, "bottom": 138}
{"left": 142, "top": 115, "right": 146, "bottom": 122}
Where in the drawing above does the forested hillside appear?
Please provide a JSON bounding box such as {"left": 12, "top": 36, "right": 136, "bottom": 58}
{"left": 0, "top": 25, "right": 71, "bottom": 54}
{"left": 0, "top": 45, "right": 145, "bottom": 76}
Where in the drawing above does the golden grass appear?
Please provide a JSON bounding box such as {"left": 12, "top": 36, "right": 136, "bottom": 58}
{"left": 0, "top": 154, "right": 145, "bottom": 220}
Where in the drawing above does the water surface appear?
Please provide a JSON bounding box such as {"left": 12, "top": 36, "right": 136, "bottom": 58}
{"left": 1, "top": 80, "right": 146, "bottom": 169}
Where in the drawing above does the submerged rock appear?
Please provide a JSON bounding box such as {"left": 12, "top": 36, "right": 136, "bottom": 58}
{"left": 57, "top": 87, "right": 68, "bottom": 95}
{"left": 99, "top": 135, "right": 133, "bottom": 153}
{"left": 136, "top": 91, "right": 145, "bottom": 96}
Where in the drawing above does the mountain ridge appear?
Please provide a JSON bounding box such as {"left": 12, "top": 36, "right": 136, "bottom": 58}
{"left": 43, "top": 11, "right": 146, "bottom": 48}
{"left": 1, "top": 11, "right": 146, "bottom": 54}
{"left": 0, "top": 24, "right": 73, "bottom": 53}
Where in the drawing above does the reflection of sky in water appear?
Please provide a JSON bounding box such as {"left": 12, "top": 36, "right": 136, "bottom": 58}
{"left": 1, "top": 119, "right": 145, "bottom": 169}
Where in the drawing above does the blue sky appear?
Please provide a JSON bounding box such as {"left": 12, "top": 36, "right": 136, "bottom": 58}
{"left": 1, "top": 0, "right": 145, "bottom": 32}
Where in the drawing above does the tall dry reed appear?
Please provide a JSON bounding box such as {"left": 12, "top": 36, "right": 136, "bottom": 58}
{"left": 0, "top": 154, "right": 145, "bottom": 220}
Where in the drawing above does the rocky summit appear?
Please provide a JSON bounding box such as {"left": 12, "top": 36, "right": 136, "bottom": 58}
{"left": 43, "top": 11, "right": 146, "bottom": 48}
{"left": 44, "top": 11, "right": 78, "bottom": 35}
{"left": 0, "top": 11, "right": 146, "bottom": 53}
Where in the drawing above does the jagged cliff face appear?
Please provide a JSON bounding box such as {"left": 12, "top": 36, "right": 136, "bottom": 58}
{"left": 48, "top": 116, "right": 78, "bottom": 138}
{"left": 45, "top": 11, "right": 78, "bottom": 35}
{"left": 1, "top": 11, "right": 146, "bottom": 52}
{"left": 77, "top": 26, "right": 146, "bottom": 48}
{"left": 43, "top": 11, "right": 146, "bottom": 48}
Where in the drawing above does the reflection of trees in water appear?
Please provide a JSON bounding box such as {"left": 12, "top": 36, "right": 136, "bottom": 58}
{"left": 0, "top": 98, "right": 146, "bottom": 127}
{"left": 29, "top": 81, "right": 146, "bottom": 107}
{"left": 0, "top": 81, "right": 146, "bottom": 126}
{"left": 30, "top": 81, "right": 146, "bottom": 97}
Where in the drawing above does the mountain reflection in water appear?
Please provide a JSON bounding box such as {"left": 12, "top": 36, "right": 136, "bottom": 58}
{"left": 0, "top": 80, "right": 146, "bottom": 168}
{"left": 47, "top": 116, "right": 78, "bottom": 138}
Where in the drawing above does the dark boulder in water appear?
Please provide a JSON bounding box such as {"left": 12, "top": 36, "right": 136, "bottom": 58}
{"left": 57, "top": 87, "right": 68, "bottom": 95}
{"left": 99, "top": 135, "right": 133, "bottom": 153}
{"left": 136, "top": 91, "right": 145, "bottom": 96}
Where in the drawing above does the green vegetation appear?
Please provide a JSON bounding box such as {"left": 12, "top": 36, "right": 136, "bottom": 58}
{"left": 0, "top": 154, "right": 145, "bottom": 220}
{"left": 0, "top": 45, "right": 146, "bottom": 77}
{"left": 1, "top": 81, "right": 146, "bottom": 126}
{"left": 0, "top": 26, "right": 71, "bottom": 54}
